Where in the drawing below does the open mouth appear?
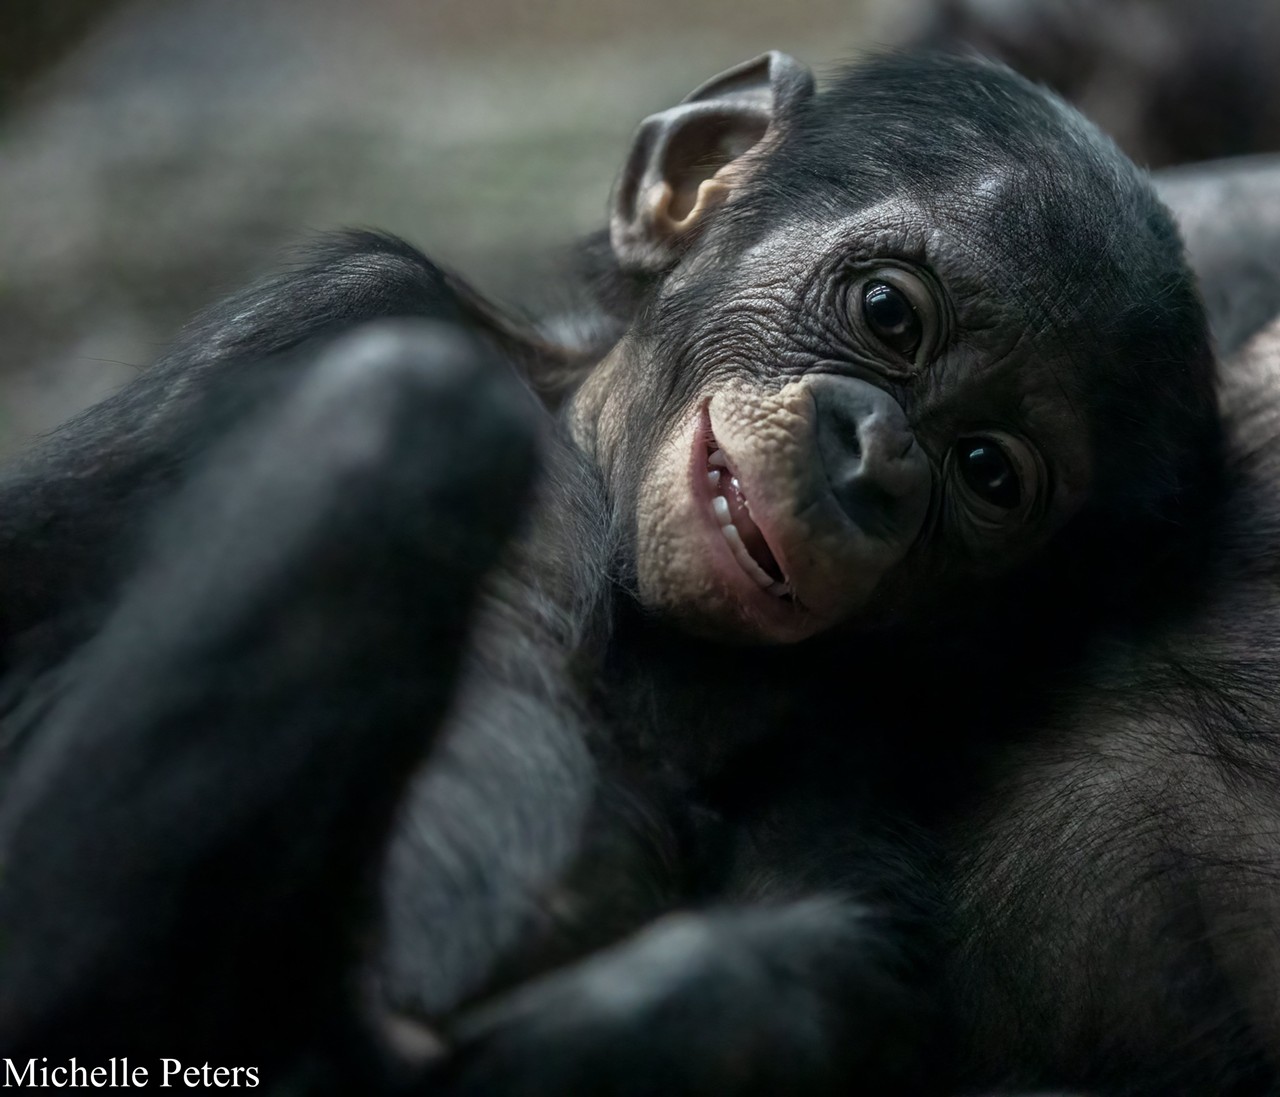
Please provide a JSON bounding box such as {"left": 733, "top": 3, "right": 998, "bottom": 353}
{"left": 702, "top": 421, "right": 790, "bottom": 598}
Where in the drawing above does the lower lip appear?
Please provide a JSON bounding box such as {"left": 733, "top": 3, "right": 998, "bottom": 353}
{"left": 688, "top": 405, "right": 801, "bottom": 622}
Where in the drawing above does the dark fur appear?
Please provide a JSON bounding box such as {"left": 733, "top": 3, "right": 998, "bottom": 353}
{"left": 0, "top": 55, "right": 1276, "bottom": 1097}
{"left": 915, "top": 0, "right": 1280, "bottom": 169}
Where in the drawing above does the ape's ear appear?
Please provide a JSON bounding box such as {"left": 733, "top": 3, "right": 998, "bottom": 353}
{"left": 610, "top": 51, "right": 815, "bottom": 273}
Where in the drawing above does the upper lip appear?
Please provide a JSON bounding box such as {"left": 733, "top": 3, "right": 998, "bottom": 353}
{"left": 693, "top": 405, "right": 792, "bottom": 600}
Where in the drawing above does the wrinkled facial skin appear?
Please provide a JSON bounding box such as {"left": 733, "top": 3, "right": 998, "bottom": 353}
{"left": 570, "top": 59, "right": 1211, "bottom": 646}
{"left": 574, "top": 197, "right": 1097, "bottom": 644}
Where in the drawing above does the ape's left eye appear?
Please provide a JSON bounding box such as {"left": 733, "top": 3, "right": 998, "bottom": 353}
{"left": 862, "top": 281, "right": 922, "bottom": 357}
{"left": 956, "top": 438, "right": 1021, "bottom": 509}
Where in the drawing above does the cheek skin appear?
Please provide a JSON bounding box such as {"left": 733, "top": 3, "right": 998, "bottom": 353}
{"left": 634, "top": 397, "right": 825, "bottom": 644}
{"left": 567, "top": 344, "right": 628, "bottom": 473}
{"left": 708, "top": 381, "right": 901, "bottom": 616}
{"left": 632, "top": 377, "right": 900, "bottom": 644}
{"left": 634, "top": 416, "right": 733, "bottom": 630}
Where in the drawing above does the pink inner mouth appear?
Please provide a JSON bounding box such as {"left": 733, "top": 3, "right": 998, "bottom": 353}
{"left": 703, "top": 427, "right": 789, "bottom": 596}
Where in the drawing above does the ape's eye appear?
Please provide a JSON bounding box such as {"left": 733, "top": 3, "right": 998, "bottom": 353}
{"left": 956, "top": 438, "right": 1021, "bottom": 509}
{"left": 862, "top": 281, "right": 922, "bottom": 357}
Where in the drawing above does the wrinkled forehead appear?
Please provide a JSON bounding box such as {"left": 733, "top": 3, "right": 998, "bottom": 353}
{"left": 722, "top": 187, "right": 1104, "bottom": 357}
{"left": 716, "top": 185, "right": 1101, "bottom": 336}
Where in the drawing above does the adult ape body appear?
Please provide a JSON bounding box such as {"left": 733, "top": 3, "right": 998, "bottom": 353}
{"left": 1156, "top": 155, "right": 1280, "bottom": 356}
{"left": 0, "top": 51, "right": 1266, "bottom": 1095}
{"left": 913, "top": 0, "right": 1280, "bottom": 168}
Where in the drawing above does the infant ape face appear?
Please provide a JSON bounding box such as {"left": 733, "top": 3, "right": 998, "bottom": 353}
{"left": 574, "top": 53, "right": 1216, "bottom": 644}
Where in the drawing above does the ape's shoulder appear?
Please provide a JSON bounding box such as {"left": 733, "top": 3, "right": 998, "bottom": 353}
{"left": 178, "top": 230, "right": 470, "bottom": 366}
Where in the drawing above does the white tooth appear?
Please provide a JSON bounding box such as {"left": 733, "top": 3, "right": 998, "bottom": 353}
{"left": 708, "top": 450, "right": 728, "bottom": 469}
{"left": 707, "top": 469, "right": 721, "bottom": 491}
{"left": 721, "top": 523, "right": 775, "bottom": 588}
{"left": 712, "top": 495, "right": 732, "bottom": 526}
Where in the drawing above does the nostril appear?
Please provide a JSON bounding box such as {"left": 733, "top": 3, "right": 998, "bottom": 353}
{"left": 824, "top": 413, "right": 862, "bottom": 461}
{"left": 858, "top": 413, "right": 916, "bottom": 468}
{"left": 808, "top": 374, "right": 930, "bottom": 542}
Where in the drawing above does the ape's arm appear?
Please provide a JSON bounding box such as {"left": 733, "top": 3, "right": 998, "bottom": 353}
{"left": 0, "top": 232, "right": 543, "bottom": 653}
{"left": 434, "top": 800, "right": 940, "bottom": 1097}
{"left": 0, "top": 237, "right": 602, "bottom": 1087}
{"left": 0, "top": 318, "right": 539, "bottom": 1077}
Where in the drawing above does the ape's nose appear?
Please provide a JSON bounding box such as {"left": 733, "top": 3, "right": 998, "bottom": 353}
{"left": 808, "top": 374, "right": 931, "bottom": 547}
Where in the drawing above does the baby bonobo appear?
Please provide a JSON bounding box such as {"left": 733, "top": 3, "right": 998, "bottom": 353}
{"left": 0, "top": 53, "right": 1230, "bottom": 1096}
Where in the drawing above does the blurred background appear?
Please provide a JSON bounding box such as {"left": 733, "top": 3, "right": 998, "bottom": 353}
{"left": 3, "top": 0, "right": 1279, "bottom": 454}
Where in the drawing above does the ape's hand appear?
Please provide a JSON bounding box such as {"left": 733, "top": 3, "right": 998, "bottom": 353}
{"left": 432, "top": 901, "right": 927, "bottom": 1097}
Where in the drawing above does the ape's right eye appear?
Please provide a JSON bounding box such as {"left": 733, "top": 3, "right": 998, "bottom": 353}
{"left": 862, "top": 281, "right": 922, "bottom": 357}
{"left": 852, "top": 267, "right": 940, "bottom": 365}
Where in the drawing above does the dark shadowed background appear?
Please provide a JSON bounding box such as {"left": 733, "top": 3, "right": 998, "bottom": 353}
{"left": 5, "top": 0, "right": 1280, "bottom": 454}
{"left": 0, "top": 0, "right": 921, "bottom": 452}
